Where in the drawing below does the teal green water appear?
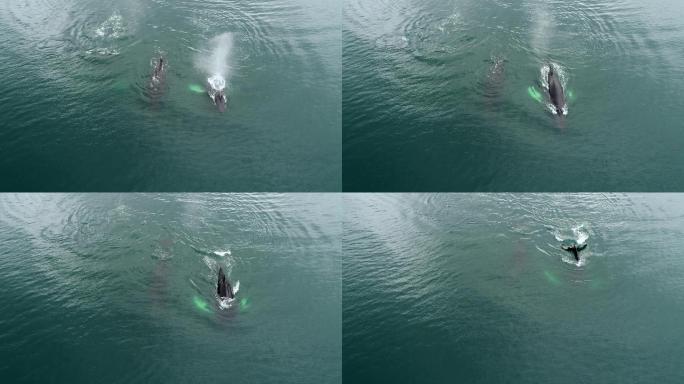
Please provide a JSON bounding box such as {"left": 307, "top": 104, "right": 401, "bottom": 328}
{"left": 0, "top": 0, "right": 341, "bottom": 191}
{"left": 344, "top": 0, "right": 684, "bottom": 191}
{"left": 344, "top": 194, "right": 684, "bottom": 383}
{"left": 0, "top": 194, "right": 341, "bottom": 383}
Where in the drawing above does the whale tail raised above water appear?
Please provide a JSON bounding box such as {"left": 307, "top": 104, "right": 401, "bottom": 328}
{"left": 562, "top": 243, "right": 587, "bottom": 261}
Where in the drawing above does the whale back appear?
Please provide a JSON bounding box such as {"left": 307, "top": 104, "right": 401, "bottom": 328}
{"left": 217, "top": 267, "right": 227, "bottom": 297}
{"left": 547, "top": 67, "right": 565, "bottom": 113}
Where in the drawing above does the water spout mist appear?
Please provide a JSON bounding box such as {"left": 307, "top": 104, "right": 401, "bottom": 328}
{"left": 196, "top": 32, "right": 234, "bottom": 91}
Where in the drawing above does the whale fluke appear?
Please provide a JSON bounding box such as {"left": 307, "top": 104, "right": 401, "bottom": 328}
{"left": 561, "top": 243, "right": 587, "bottom": 261}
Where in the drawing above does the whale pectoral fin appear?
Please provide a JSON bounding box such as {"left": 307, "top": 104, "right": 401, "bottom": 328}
{"left": 112, "top": 80, "right": 128, "bottom": 91}
{"left": 527, "top": 86, "right": 543, "bottom": 103}
{"left": 567, "top": 90, "right": 575, "bottom": 102}
{"left": 189, "top": 84, "right": 205, "bottom": 94}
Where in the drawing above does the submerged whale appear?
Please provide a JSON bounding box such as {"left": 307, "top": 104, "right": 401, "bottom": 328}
{"left": 150, "top": 56, "right": 166, "bottom": 86}
{"left": 217, "top": 267, "right": 234, "bottom": 299}
{"left": 547, "top": 64, "right": 566, "bottom": 116}
{"left": 488, "top": 56, "right": 506, "bottom": 92}
{"left": 483, "top": 56, "right": 506, "bottom": 106}
{"left": 147, "top": 56, "right": 166, "bottom": 103}
{"left": 153, "top": 57, "right": 164, "bottom": 79}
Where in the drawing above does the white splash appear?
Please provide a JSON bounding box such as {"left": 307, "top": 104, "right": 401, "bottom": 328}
{"left": 553, "top": 223, "right": 589, "bottom": 244}
{"left": 85, "top": 48, "right": 120, "bottom": 56}
{"left": 218, "top": 280, "right": 240, "bottom": 309}
{"left": 573, "top": 225, "right": 589, "bottom": 245}
{"left": 437, "top": 13, "right": 461, "bottom": 34}
{"left": 561, "top": 255, "right": 586, "bottom": 267}
{"left": 207, "top": 74, "right": 225, "bottom": 92}
{"left": 95, "top": 11, "right": 126, "bottom": 39}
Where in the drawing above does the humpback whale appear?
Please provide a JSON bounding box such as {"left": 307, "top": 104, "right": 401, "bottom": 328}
{"left": 151, "top": 57, "right": 165, "bottom": 84}
{"left": 147, "top": 56, "right": 166, "bottom": 104}
{"left": 213, "top": 91, "right": 227, "bottom": 112}
{"left": 207, "top": 75, "right": 228, "bottom": 112}
{"left": 483, "top": 56, "right": 506, "bottom": 108}
{"left": 217, "top": 267, "right": 234, "bottom": 299}
{"left": 547, "top": 65, "right": 566, "bottom": 116}
{"left": 154, "top": 58, "right": 164, "bottom": 78}
{"left": 488, "top": 57, "right": 505, "bottom": 91}
{"left": 561, "top": 243, "right": 587, "bottom": 261}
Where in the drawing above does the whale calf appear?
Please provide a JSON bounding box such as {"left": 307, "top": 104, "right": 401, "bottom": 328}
{"left": 547, "top": 65, "right": 566, "bottom": 116}
{"left": 217, "top": 267, "right": 235, "bottom": 299}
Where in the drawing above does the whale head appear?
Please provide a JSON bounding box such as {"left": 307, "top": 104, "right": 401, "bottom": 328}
{"left": 215, "top": 92, "right": 227, "bottom": 112}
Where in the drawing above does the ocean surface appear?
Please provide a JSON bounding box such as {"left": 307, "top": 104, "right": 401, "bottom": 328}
{"left": 0, "top": 194, "right": 341, "bottom": 383}
{"left": 0, "top": 0, "right": 341, "bottom": 191}
{"left": 344, "top": 194, "right": 684, "bottom": 383}
{"left": 343, "top": 0, "right": 684, "bottom": 191}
